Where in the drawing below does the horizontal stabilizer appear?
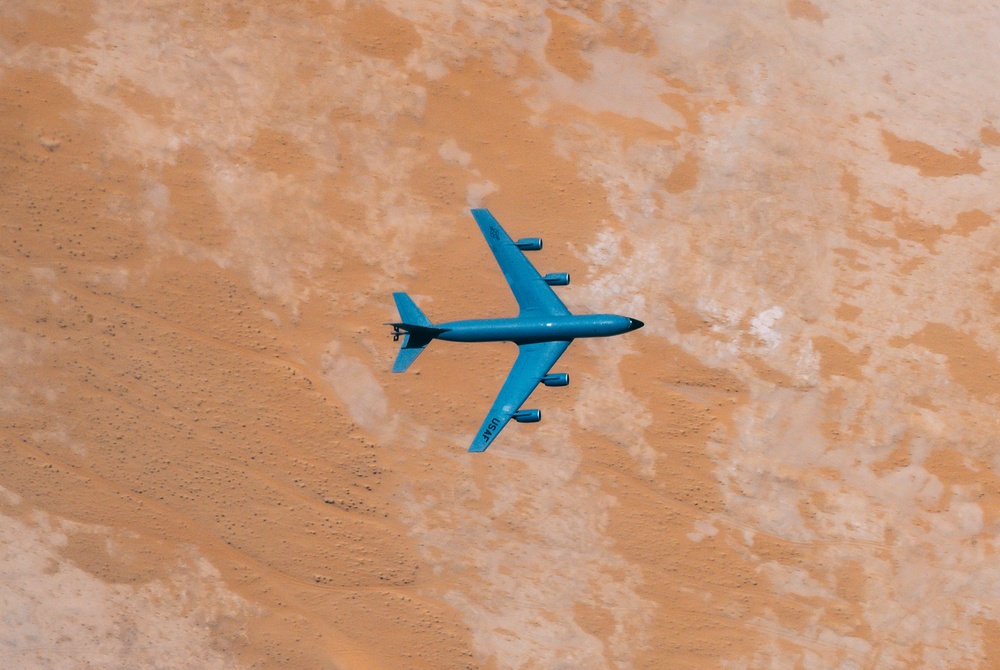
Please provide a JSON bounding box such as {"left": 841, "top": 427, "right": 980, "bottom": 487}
{"left": 392, "top": 334, "right": 428, "bottom": 373}
{"left": 393, "top": 292, "right": 431, "bottom": 327}
{"left": 389, "top": 326, "right": 446, "bottom": 373}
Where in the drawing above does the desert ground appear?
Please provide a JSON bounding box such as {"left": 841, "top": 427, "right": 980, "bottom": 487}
{"left": 2, "top": 1, "right": 999, "bottom": 668}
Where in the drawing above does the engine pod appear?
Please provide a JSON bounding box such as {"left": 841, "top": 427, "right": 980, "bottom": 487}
{"left": 512, "top": 409, "right": 541, "bottom": 423}
{"left": 542, "top": 373, "right": 569, "bottom": 387}
{"left": 543, "top": 272, "right": 570, "bottom": 286}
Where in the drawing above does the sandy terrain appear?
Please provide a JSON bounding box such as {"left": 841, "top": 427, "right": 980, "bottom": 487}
{"left": 2, "top": 1, "right": 999, "bottom": 668}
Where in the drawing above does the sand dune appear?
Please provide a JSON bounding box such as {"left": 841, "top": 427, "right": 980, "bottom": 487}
{"left": 2, "top": 1, "right": 999, "bottom": 668}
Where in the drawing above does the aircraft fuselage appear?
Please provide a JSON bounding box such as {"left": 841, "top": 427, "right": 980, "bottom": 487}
{"left": 436, "top": 314, "right": 642, "bottom": 344}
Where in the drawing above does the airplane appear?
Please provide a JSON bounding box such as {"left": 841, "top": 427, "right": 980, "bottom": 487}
{"left": 388, "top": 208, "right": 643, "bottom": 452}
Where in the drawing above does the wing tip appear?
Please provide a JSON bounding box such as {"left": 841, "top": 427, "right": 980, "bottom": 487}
{"left": 468, "top": 431, "right": 496, "bottom": 453}
{"left": 470, "top": 208, "right": 502, "bottom": 228}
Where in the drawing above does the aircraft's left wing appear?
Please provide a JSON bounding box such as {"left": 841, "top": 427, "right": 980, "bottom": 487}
{"left": 468, "top": 339, "right": 572, "bottom": 452}
{"left": 471, "top": 209, "right": 570, "bottom": 317}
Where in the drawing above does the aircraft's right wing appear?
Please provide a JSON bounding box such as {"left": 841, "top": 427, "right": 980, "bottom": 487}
{"left": 468, "top": 339, "right": 572, "bottom": 452}
{"left": 471, "top": 209, "right": 571, "bottom": 317}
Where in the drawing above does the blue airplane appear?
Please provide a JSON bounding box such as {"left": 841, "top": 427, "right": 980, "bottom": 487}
{"left": 389, "top": 209, "right": 643, "bottom": 452}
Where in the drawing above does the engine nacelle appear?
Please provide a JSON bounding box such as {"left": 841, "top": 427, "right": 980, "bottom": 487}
{"left": 542, "top": 373, "right": 569, "bottom": 387}
{"left": 512, "top": 409, "right": 541, "bottom": 423}
{"left": 543, "top": 272, "right": 570, "bottom": 286}
{"left": 515, "top": 237, "right": 542, "bottom": 251}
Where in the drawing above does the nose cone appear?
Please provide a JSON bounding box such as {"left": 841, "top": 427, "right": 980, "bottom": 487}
{"left": 627, "top": 318, "right": 644, "bottom": 332}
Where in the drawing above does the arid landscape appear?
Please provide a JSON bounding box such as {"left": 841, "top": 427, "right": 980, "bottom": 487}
{"left": 2, "top": 1, "right": 1000, "bottom": 668}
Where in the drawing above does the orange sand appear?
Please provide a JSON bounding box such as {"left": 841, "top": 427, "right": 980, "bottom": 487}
{"left": 2, "top": 2, "right": 999, "bottom": 669}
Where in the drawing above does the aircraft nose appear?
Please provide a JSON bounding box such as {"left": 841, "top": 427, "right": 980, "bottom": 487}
{"left": 628, "top": 318, "right": 644, "bottom": 331}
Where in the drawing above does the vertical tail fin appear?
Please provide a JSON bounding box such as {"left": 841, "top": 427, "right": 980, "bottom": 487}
{"left": 389, "top": 293, "right": 441, "bottom": 373}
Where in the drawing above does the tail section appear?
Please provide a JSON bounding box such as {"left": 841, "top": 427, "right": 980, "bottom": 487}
{"left": 392, "top": 337, "right": 428, "bottom": 372}
{"left": 393, "top": 292, "right": 431, "bottom": 328}
{"left": 389, "top": 293, "right": 443, "bottom": 373}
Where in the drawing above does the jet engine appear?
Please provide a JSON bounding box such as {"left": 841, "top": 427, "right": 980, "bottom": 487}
{"left": 515, "top": 238, "right": 542, "bottom": 251}
{"left": 512, "top": 409, "right": 541, "bottom": 423}
{"left": 543, "top": 272, "right": 570, "bottom": 286}
{"left": 542, "top": 373, "right": 569, "bottom": 387}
